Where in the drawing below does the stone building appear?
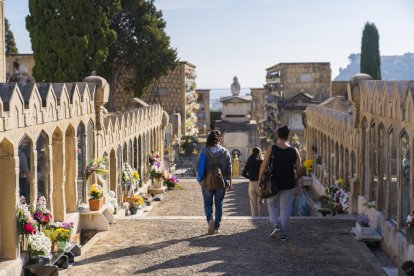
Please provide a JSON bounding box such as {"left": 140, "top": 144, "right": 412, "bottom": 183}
{"left": 195, "top": 89, "right": 210, "bottom": 135}
{"left": 6, "top": 54, "right": 35, "bottom": 83}
{"left": 263, "top": 62, "right": 331, "bottom": 141}
{"left": 0, "top": 1, "right": 4, "bottom": 82}
{"left": 0, "top": 77, "right": 167, "bottom": 274}
{"left": 250, "top": 88, "right": 266, "bottom": 133}
{"left": 145, "top": 61, "right": 198, "bottom": 137}
{"left": 304, "top": 74, "right": 414, "bottom": 265}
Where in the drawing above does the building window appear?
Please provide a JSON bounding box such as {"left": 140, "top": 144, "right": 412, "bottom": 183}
{"left": 300, "top": 74, "right": 312, "bottom": 82}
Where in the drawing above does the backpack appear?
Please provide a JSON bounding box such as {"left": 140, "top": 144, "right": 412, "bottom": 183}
{"left": 205, "top": 148, "right": 226, "bottom": 191}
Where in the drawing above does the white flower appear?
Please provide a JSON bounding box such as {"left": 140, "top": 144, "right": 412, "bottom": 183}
{"left": 408, "top": 214, "right": 413, "bottom": 224}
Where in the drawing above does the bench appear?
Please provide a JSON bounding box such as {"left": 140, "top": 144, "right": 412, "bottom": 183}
{"left": 23, "top": 244, "right": 81, "bottom": 276}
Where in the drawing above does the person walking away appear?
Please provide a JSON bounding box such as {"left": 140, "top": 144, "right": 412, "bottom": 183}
{"left": 242, "top": 147, "right": 265, "bottom": 217}
{"left": 196, "top": 130, "right": 232, "bottom": 235}
{"left": 259, "top": 126, "right": 302, "bottom": 241}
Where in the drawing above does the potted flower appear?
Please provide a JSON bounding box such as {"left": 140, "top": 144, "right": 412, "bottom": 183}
{"left": 356, "top": 213, "right": 372, "bottom": 236}
{"left": 55, "top": 227, "right": 72, "bottom": 251}
{"left": 406, "top": 210, "right": 414, "bottom": 244}
{"left": 164, "top": 175, "right": 179, "bottom": 190}
{"left": 28, "top": 233, "right": 52, "bottom": 261}
{"left": 124, "top": 194, "right": 145, "bottom": 215}
{"left": 303, "top": 159, "right": 313, "bottom": 176}
{"left": 88, "top": 183, "right": 104, "bottom": 211}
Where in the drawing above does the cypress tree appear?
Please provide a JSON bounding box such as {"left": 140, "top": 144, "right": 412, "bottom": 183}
{"left": 5, "top": 18, "right": 18, "bottom": 55}
{"left": 26, "top": 0, "right": 121, "bottom": 82}
{"left": 360, "top": 22, "right": 381, "bottom": 80}
{"left": 99, "top": 0, "right": 178, "bottom": 98}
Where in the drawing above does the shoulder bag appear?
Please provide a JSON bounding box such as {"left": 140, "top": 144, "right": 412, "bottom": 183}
{"left": 259, "top": 145, "right": 279, "bottom": 198}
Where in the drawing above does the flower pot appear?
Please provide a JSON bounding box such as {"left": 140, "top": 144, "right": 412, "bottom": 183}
{"left": 153, "top": 178, "right": 163, "bottom": 189}
{"left": 129, "top": 206, "right": 138, "bottom": 215}
{"left": 30, "top": 255, "right": 50, "bottom": 264}
{"left": 57, "top": 241, "right": 69, "bottom": 251}
{"left": 406, "top": 228, "right": 414, "bottom": 244}
{"left": 89, "top": 198, "right": 104, "bottom": 211}
{"left": 356, "top": 223, "right": 372, "bottom": 236}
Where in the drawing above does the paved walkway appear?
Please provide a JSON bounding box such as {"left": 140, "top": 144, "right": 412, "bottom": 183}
{"left": 68, "top": 179, "right": 386, "bottom": 276}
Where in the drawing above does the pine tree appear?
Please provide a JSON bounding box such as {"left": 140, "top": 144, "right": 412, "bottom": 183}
{"left": 26, "top": 0, "right": 121, "bottom": 82}
{"left": 5, "top": 18, "right": 18, "bottom": 55}
{"left": 99, "top": 0, "right": 177, "bottom": 98}
{"left": 360, "top": 22, "right": 381, "bottom": 80}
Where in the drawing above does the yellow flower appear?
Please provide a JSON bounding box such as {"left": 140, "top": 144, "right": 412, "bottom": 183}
{"left": 304, "top": 159, "right": 313, "bottom": 170}
{"left": 133, "top": 171, "right": 140, "bottom": 179}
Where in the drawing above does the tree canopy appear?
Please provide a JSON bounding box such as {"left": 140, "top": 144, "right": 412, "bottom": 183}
{"left": 99, "top": 0, "right": 178, "bottom": 98}
{"left": 26, "top": 0, "right": 121, "bottom": 82}
{"left": 360, "top": 22, "right": 381, "bottom": 80}
{"left": 5, "top": 18, "right": 18, "bottom": 55}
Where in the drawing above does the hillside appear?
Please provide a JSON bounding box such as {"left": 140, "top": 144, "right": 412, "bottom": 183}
{"left": 334, "top": 53, "right": 414, "bottom": 81}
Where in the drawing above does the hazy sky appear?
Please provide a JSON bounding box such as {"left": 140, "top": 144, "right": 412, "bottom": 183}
{"left": 5, "top": 0, "right": 414, "bottom": 89}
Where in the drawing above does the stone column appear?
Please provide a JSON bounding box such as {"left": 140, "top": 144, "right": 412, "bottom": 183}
{"left": 0, "top": 1, "right": 5, "bottom": 82}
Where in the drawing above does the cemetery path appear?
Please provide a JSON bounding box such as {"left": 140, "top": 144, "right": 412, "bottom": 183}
{"left": 67, "top": 179, "right": 386, "bottom": 276}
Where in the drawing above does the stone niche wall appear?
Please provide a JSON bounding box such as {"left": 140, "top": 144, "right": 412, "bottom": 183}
{"left": 0, "top": 75, "right": 166, "bottom": 265}
{"left": 266, "top": 63, "right": 331, "bottom": 100}
{"left": 305, "top": 74, "right": 414, "bottom": 265}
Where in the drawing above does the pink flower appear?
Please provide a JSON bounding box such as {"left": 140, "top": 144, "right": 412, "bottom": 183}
{"left": 24, "top": 223, "right": 37, "bottom": 234}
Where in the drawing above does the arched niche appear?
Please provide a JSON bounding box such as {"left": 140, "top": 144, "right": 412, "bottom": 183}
{"left": 123, "top": 142, "right": 127, "bottom": 164}
{"left": 129, "top": 140, "right": 133, "bottom": 165}
{"left": 133, "top": 138, "right": 137, "bottom": 170}
{"left": 400, "top": 131, "right": 410, "bottom": 229}
{"left": 370, "top": 122, "right": 377, "bottom": 202}
{"left": 362, "top": 119, "right": 369, "bottom": 197}
{"left": 18, "top": 135, "right": 33, "bottom": 205}
{"left": 378, "top": 124, "right": 387, "bottom": 213}
{"left": 109, "top": 149, "right": 116, "bottom": 194}
{"left": 36, "top": 131, "right": 50, "bottom": 208}
{"left": 65, "top": 125, "right": 77, "bottom": 212}
{"left": 76, "top": 122, "right": 86, "bottom": 205}
{"left": 116, "top": 146, "right": 123, "bottom": 204}
{"left": 52, "top": 128, "right": 65, "bottom": 221}
{"left": 390, "top": 128, "right": 398, "bottom": 224}
{"left": 138, "top": 136, "right": 142, "bottom": 187}
{"left": 0, "top": 139, "right": 18, "bottom": 259}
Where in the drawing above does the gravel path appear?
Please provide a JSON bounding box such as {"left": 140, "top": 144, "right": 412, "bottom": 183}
{"left": 67, "top": 178, "right": 385, "bottom": 276}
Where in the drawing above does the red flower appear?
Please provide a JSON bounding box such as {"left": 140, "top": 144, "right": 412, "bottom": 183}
{"left": 24, "top": 223, "right": 37, "bottom": 234}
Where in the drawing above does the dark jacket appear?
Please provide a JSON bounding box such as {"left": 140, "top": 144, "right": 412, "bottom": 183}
{"left": 196, "top": 145, "right": 232, "bottom": 185}
{"left": 242, "top": 155, "right": 263, "bottom": 181}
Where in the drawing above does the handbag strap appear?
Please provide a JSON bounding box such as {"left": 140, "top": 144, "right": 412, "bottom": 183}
{"left": 267, "top": 145, "right": 275, "bottom": 171}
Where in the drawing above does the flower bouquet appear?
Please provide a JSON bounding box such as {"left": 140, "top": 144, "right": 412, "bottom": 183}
{"left": 28, "top": 233, "right": 52, "bottom": 260}
{"left": 124, "top": 194, "right": 145, "bottom": 215}
{"left": 356, "top": 213, "right": 371, "bottom": 236}
{"left": 164, "top": 175, "right": 179, "bottom": 189}
{"left": 85, "top": 156, "right": 109, "bottom": 178}
{"left": 407, "top": 210, "right": 414, "bottom": 243}
{"left": 150, "top": 163, "right": 163, "bottom": 179}
{"left": 88, "top": 184, "right": 104, "bottom": 211}
{"left": 325, "top": 182, "right": 349, "bottom": 215}
{"left": 303, "top": 159, "right": 313, "bottom": 176}
{"left": 16, "top": 196, "right": 38, "bottom": 236}
{"left": 149, "top": 151, "right": 160, "bottom": 165}
{"left": 33, "top": 196, "right": 54, "bottom": 228}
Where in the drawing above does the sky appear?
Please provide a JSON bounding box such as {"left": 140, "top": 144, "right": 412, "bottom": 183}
{"left": 5, "top": 0, "right": 414, "bottom": 89}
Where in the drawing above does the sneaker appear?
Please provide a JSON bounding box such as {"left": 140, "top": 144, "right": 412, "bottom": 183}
{"left": 214, "top": 228, "right": 220, "bottom": 234}
{"left": 208, "top": 219, "right": 215, "bottom": 235}
{"left": 269, "top": 224, "right": 281, "bottom": 238}
{"left": 279, "top": 234, "right": 288, "bottom": 241}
